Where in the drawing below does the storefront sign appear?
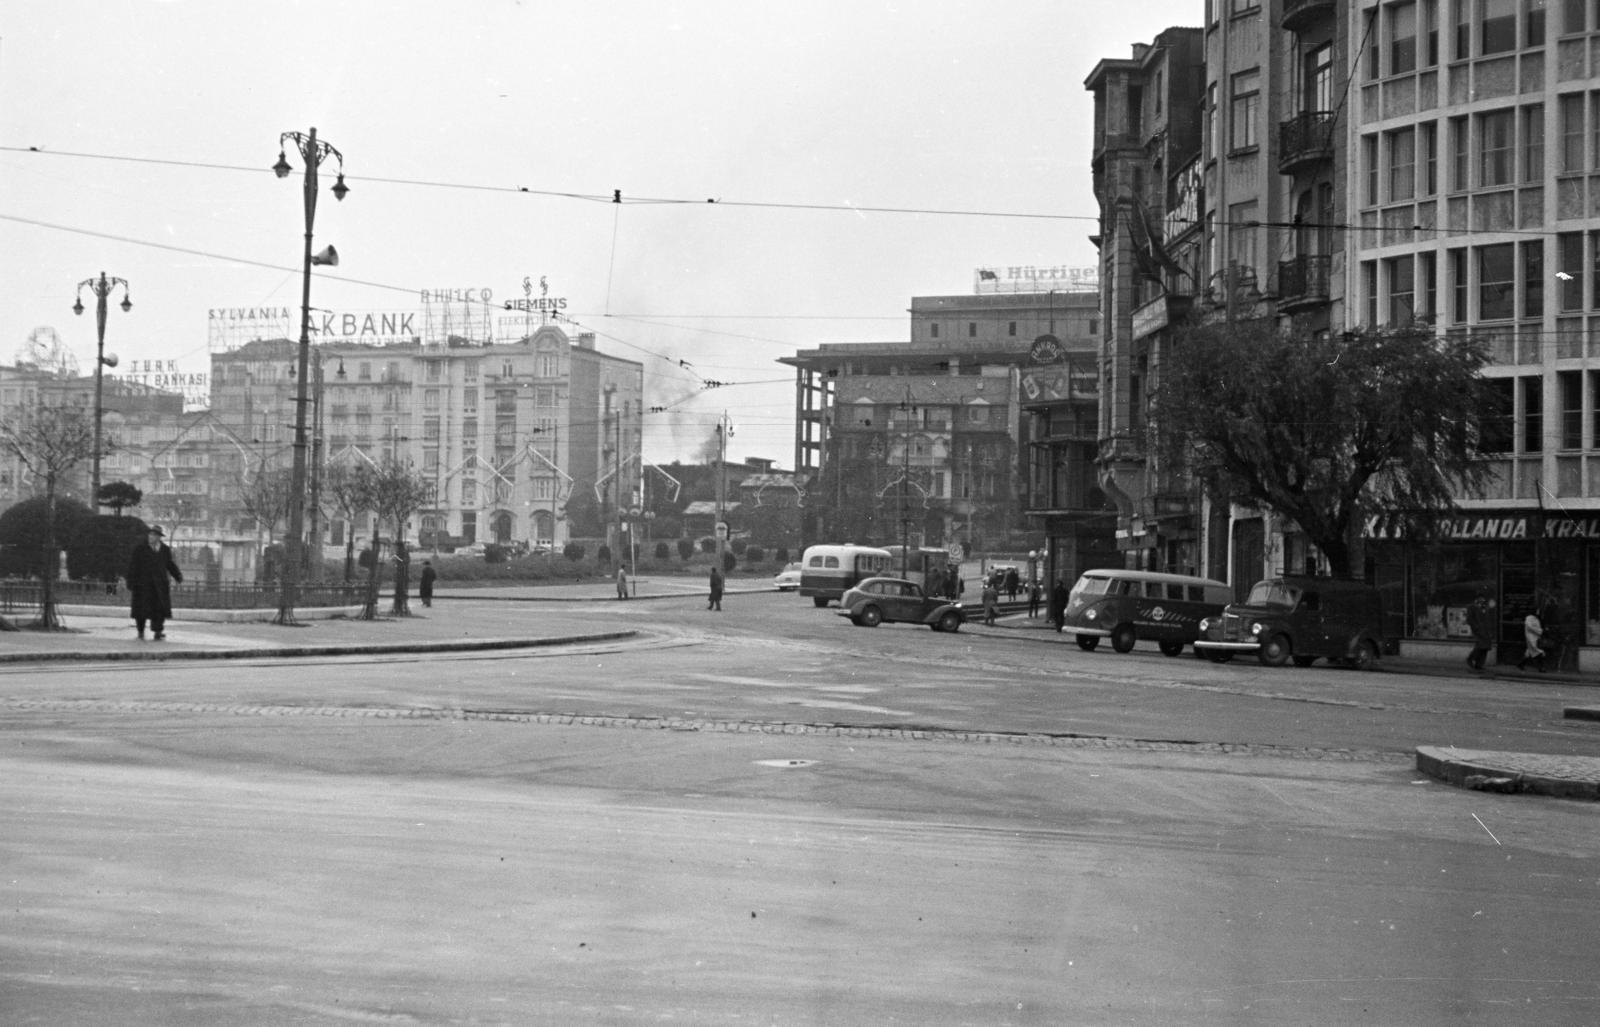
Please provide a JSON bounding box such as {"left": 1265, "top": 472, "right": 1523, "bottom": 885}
{"left": 1029, "top": 334, "right": 1066, "bottom": 364}
{"left": 113, "top": 359, "right": 210, "bottom": 409}
{"left": 1364, "top": 513, "right": 1533, "bottom": 540}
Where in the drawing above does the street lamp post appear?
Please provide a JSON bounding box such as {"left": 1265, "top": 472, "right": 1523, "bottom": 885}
{"left": 897, "top": 388, "right": 915, "bottom": 579}
{"left": 272, "top": 127, "right": 348, "bottom": 625}
{"left": 290, "top": 352, "right": 344, "bottom": 585}
{"left": 72, "top": 272, "right": 131, "bottom": 508}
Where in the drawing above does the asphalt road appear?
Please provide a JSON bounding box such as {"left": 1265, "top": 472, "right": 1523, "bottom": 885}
{"left": 3, "top": 591, "right": 1598, "bottom": 1025}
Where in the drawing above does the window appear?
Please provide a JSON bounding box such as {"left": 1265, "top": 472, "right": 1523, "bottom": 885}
{"left": 1561, "top": 93, "right": 1585, "bottom": 170}
{"left": 1421, "top": 251, "right": 1438, "bottom": 320}
{"left": 1305, "top": 44, "right": 1333, "bottom": 111}
{"left": 1523, "top": 376, "right": 1544, "bottom": 453}
{"left": 1527, "top": 0, "right": 1548, "bottom": 44}
{"left": 1482, "top": 0, "right": 1517, "bottom": 53}
{"left": 1591, "top": 371, "right": 1600, "bottom": 449}
{"left": 1230, "top": 70, "right": 1260, "bottom": 150}
{"left": 968, "top": 322, "right": 977, "bottom": 338}
{"left": 1524, "top": 103, "right": 1545, "bottom": 181}
{"left": 1483, "top": 378, "right": 1515, "bottom": 452}
{"left": 1423, "top": 0, "right": 1441, "bottom": 64}
{"left": 423, "top": 389, "right": 440, "bottom": 411}
{"left": 1454, "top": 0, "right": 1472, "bottom": 58}
{"left": 1363, "top": 134, "right": 1380, "bottom": 205}
{"left": 1450, "top": 115, "right": 1470, "bottom": 189}
{"left": 1560, "top": 233, "right": 1584, "bottom": 309}
{"left": 1231, "top": 0, "right": 1260, "bottom": 11}
{"left": 1228, "top": 200, "right": 1258, "bottom": 279}
{"left": 1561, "top": 371, "right": 1583, "bottom": 449}
{"left": 1364, "top": 260, "right": 1379, "bottom": 326}
{"left": 425, "top": 361, "right": 441, "bottom": 382}
{"left": 1479, "top": 109, "right": 1514, "bottom": 186}
{"left": 1592, "top": 90, "right": 1600, "bottom": 171}
{"left": 1479, "top": 243, "right": 1516, "bottom": 320}
{"left": 1564, "top": 0, "right": 1587, "bottom": 33}
{"left": 1391, "top": 0, "right": 1419, "bottom": 73}
{"left": 1390, "top": 128, "right": 1417, "bottom": 200}
{"left": 1388, "top": 255, "right": 1416, "bottom": 324}
{"left": 1422, "top": 121, "right": 1439, "bottom": 194}
{"left": 930, "top": 323, "right": 940, "bottom": 339}
{"left": 1008, "top": 321, "right": 1017, "bottom": 337}
{"left": 1591, "top": 230, "right": 1600, "bottom": 308}
{"left": 1522, "top": 240, "right": 1544, "bottom": 318}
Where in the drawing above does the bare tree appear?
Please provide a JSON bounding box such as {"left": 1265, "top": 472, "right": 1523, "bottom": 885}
{"left": 353, "top": 458, "right": 435, "bottom": 619}
{"left": 321, "top": 461, "right": 368, "bottom": 583}
{"left": 236, "top": 466, "right": 296, "bottom": 583}
{"left": 0, "top": 403, "right": 96, "bottom": 629}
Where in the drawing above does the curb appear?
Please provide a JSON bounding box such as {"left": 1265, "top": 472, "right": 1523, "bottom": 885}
{"left": 0, "top": 630, "right": 639, "bottom": 664}
{"left": 1415, "top": 745, "right": 1600, "bottom": 800}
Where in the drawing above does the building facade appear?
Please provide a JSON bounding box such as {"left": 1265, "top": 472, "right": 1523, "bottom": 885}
{"left": 784, "top": 287, "right": 1106, "bottom": 569}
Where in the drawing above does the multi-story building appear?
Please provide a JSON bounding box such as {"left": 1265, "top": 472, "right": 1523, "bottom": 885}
{"left": 783, "top": 285, "right": 1105, "bottom": 570}
{"left": 204, "top": 323, "right": 642, "bottom": 565}
{"left": 1348, "top": 0, "right": 1600, "bottom": 664}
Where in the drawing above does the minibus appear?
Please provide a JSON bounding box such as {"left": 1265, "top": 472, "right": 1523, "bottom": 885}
{"left": 1061, "top": 569, "right": 1232, "bottom": 656}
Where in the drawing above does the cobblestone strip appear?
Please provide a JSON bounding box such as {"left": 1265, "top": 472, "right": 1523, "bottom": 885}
{"left": 0, "top": 697, "right": 1408, "bottom": 763}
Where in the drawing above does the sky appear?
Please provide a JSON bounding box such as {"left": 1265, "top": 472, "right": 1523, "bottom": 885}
{"left": 1, "top": 0, "right": 1199, "bottom": 467}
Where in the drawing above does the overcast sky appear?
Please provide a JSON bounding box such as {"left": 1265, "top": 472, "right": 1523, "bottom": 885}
{"left": 1, "top": 0, "right": 1197, "bottom": 466}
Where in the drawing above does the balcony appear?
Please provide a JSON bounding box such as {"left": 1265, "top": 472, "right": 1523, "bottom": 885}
{"left": 1282, "top": 0, "right": 1334, "bottom": 32}
{"left": 1277, "top": 255, "right": 1332, "bottom": 312}
{"left": 1278, "top": 111, "right": 1336, "bottom": 175}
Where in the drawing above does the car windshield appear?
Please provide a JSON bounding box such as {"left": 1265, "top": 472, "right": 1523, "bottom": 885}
{"left": 1244, "top": 581, "right": 1301, "bottom": 608}
{"left": 1070, "top": 576, "right": 1114, "bottom": 598}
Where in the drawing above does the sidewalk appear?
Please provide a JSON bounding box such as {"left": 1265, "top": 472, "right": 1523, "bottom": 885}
{"left": 4, "top": 580, "right": 1598, "bottom": 800}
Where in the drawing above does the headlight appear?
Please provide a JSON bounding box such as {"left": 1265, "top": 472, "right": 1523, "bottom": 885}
{"left": 1198, "top": 617, "right": 1214, "bottom": 632}
{"left": 1084, "top": 609, "right": 1097, "bottom": 621}
{"left": 1249, "top": 621, "right": 1264, "bottom": 637}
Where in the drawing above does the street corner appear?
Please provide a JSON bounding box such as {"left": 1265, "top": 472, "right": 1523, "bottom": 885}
{"left": 1415, "top": 745, "right": 1600, "bottom": 801}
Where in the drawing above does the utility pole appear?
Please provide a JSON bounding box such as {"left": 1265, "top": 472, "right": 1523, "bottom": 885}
{"left": 715, "top": 412, "right": 732, "bottom": 569}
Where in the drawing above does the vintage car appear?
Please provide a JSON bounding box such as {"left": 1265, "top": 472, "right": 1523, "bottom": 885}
{"left": 837, "top": 576, "right": 964, "bottom": 632}
{"left": 1062, "top": 569, "right": 1233, "bottom": 657}
{"left": 773, "top": 562, "right": 803, "bottom": 591}
{"left": 1193, "top": 575, "right": 1386, "bottom": 669}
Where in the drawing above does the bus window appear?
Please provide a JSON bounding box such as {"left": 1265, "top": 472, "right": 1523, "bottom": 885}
{"left": 1186, "top": 585, "right": 1205, "bottom": 601}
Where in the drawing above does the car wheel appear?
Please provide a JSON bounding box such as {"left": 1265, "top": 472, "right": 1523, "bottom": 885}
{"left": 1111, "top": 624, "right": 1137, "bottom": 654}
{"left": 1292, "top": 655, "right": 1317, "bottom": 667}
{"left": 859, "top": 606, "right": 883, "bottom": 628}
{"left": 1075, "top": 635, "right": 1099, "bottom": 652}
{"left": 813, "top": 597, "right": 830, "bottom": 608}
{"left": 1347, "top": 640, "right": 1379, "bottom": 671}
{"left": 937, "top": 611, "right": 962, "bottom": 633}
{"left": 1259, "top": 634, "right": 1291, "bottom": 667}
{"left": 1159, "top": 640, "right": 1185, "bottom": 657}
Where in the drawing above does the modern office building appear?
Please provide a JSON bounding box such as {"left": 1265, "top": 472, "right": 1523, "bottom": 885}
{"left": 783, "top": 284, "right": 1107, "bottom": 573}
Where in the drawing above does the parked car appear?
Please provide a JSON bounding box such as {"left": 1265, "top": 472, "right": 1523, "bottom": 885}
{"left": 837, "top": 576, "right": 964, "bottom": 632}
{"left": 454, "top": 543, "right": 489, "bottom": 559}
{"left": 773, "top": 562, "right": 803, "bottom": 591}
{"left": 1193, "top": 575, "right": 1386, "bottom": 669}
{"left": 1061, "top": 568, "right": 1232, "bottom": 656}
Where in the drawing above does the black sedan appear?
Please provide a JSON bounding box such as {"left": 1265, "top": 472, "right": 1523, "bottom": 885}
{"left": 837, "top": 577, "right": 964, "bottom": 632}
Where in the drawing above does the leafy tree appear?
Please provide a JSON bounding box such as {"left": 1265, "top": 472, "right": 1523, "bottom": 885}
{"left": 597, "top": 543, "right": 612, "bottom": 565}
{"left": 237, "top": 466, "right": 297, "bottom": 557}
{"left": 0, "top": 495, "right": 91, "bottom": 579}
{"left": 721, "top": 550, "right": 737, "bottom": 574}
{"left": 677, "top": 538, "right": 694, "bottom": 561}
{"left": 654, "top": 541, "right": 671, "bottom": 560}
{"left": 97, "top": 480, "right": 142, "bottom": 516}
{"left": 1155, "top": 320, "right": 1496, "bottom": 578}
{"left": 0, "top": 404, "right": 96, "bottom": 628}
{"left": 67, "top": 514, "right": 148, "bottom": 584}
{"left": 564, "top": 542, "right": 585, "bottom": 561}
{"left": 745, "top": 544, "right": 765, "bottom": 563}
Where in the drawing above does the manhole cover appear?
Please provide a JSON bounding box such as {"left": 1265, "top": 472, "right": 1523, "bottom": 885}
{"left": 754, "top": 759, "right": 817, "bottom": 769}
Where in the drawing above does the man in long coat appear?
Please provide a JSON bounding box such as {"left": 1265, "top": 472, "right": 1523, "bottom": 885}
{"left": 126, "top": 525, "right": 182, "bottom": 640}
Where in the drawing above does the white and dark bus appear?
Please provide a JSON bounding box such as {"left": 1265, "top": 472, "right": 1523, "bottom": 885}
{"left": 798, "top": 544, "right": 893, "bottom": 607}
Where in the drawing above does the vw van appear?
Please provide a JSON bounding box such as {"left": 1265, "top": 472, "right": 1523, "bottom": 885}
{"left": 1192, "top": 575, "right": 1386, "bottom": 669}
{"left": 1062, "top": 569, "right": 1233, "bottom": 657}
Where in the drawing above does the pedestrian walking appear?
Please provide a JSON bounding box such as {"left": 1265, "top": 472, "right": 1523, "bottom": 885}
{"left": 125, "top": 525, "right": 182, "bottom": 641}
{"left": 1003, "top": 567, "right": 1019, "bottom": 601}
{"left": 616, "top": 565, "right": 629, "bottom": 599}
{"left": 1048, "top": 578, "right": 1070, "bottom": 633}
{"left": 419, "top": 560, "right": 436, "bottom": 608}
{"left": 1028, "top": 582, "right": 1042, "bottom": 619}
{"left": 708, "top": 564, "right": 724, "bottom": 611}
{"left": 1465, "top": 591, "right": 1493, "bottom": 670}
{"left": 1516, "top": 608, "right": 1547, "bottom": 671}
{"left": 981, "top": 580, "right": 999, "bottom": 626}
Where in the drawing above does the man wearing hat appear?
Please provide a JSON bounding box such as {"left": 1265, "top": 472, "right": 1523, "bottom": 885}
{"left": 125, "top": 524, "right": 183, "bottom": 640}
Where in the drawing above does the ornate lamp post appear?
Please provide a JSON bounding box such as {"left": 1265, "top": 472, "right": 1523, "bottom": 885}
{"left": 272, "top": 127, "right": 348, "bottom": 625}
{"left": 72, "top": 272, "right": 131, "bottom": 507}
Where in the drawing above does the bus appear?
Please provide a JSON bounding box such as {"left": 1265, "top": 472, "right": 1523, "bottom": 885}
{"left": 799, "top": 544, "right": 894, "bottom": 607}
{"left": 881, "top": 545, "right": 958, "bottom": 597}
